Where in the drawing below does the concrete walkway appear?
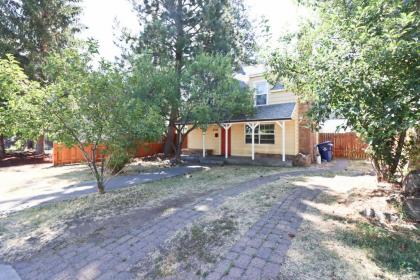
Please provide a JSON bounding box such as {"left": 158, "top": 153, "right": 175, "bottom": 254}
{"left": 0, "top": 165, "right": 203, "bottom": 214}
{"left": 7, "top": 160, "right": 348, "bottom": 280}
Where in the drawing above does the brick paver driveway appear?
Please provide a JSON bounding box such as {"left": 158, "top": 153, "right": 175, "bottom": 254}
{"left": 6, "top": 161, "right": 347, "bottom": 280}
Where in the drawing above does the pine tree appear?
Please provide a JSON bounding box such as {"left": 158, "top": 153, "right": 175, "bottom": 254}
{"left": 124, "top": 0, "right": 256, "bottom": 155}
{"left": 0, "top": 0, "right": 82, "bottom": 154}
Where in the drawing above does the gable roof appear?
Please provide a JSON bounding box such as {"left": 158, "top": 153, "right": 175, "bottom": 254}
{"left": 223, "top": 102, "right": 296, "bottom": 123}
{"left": 237, "top": 65, "right": 285, "bottom": 91}
{"left": 241, "top": 64, "right": 266, "bottom": 77}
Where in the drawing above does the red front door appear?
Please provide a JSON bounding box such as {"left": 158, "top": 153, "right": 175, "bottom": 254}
{"left": 221, "top": 128, "right": 231, "bottom": 156}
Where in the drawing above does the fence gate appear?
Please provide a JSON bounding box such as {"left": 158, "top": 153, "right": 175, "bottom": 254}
{"left": 319, "top": 132, "right": 368, "bottom": 159}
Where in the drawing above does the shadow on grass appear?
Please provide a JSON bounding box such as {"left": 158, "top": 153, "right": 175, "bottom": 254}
{"left": 337, "top": 221, "right": 420, "bottom": 276}
{"left": 279, "top": 181, "right": 419, "bottom": 279}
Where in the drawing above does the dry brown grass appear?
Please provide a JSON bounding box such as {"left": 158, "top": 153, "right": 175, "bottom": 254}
{"left": 135, "top": 177, "right": 298, "bottom": 279}
{"left": 0, "top": 165, "right": 285, "bottom": 261}
{"left": 278, "top": 161, "right": 419, "bottom": 280}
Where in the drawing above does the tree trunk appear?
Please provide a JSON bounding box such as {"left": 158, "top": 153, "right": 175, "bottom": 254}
{"left": 35, "top": 135, "right": 45, "bottom": 155}
{"left": 165, "top": 0, "right": 184, "bottom": 157}
{"left": 174, "top": 131, "right": 183, "bottom": 162}
{"left": 0, "top": 135, "right": 5, "bottom": 158}
{"left": 164, "top": 121, "right": 175, "bottom": 156}
{"left": 27, "top": 140, "right": 34, "bottom": 150}
{"left": 388, "top": 130, "right": 407, "bottom": 181}
{"left": 372, "top": 158, "right": 384, "bottom": 182}
{"left": 97, "top": 181, "right": 105, "bottom": 194}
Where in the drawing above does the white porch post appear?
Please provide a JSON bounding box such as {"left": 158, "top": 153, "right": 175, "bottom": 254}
{"left": 247, "top": 122, "right": 259, "bottom": 160}
{"left": 221, "top": 123, "right": 232, "bottom": 159}
{"left": 202, "top": 131, "right": 206, "bottom": 158}
{"left": 276, "top": 121, "right": 286, "bottom": 162}
{"left": 282, "top": 120, "right": 286, "bottom": 162}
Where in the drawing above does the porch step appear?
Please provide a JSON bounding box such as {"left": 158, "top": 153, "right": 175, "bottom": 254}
{"left": 225, "top": 157, "right": 293, "bottom": 167}
{"left": 180, "top": 155, "right": 200, "bottom": 162}
{"left": 198, "top": 158, "right": 225, "bottom": 166}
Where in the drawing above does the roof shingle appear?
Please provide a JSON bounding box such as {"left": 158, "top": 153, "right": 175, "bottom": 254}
{"left": 225, "top": 102, "right": 296, "bottom": 123}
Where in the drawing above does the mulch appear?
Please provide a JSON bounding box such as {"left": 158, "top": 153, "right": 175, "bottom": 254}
{"left": 0, "top": 151, "right": 52, "bottom": 167}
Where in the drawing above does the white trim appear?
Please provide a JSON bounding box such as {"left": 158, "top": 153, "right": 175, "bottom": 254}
{"left": 221, "top": 123, "right": 232, "bottom": 159}
{"left": 246, "top": 122, "right": 259, "bottom": 160}
{"left": 254, "top": 81, "right": 269, "bottom": 106}
{"left": 275, "top": 121, "right": 286, "bottom": 161}
{"left": 270, "top": 88, "right": 287, "bottom": 93}
{"left": 244, "top": 123, "right": 275, "bottom": 145}
{"left": 202, "top": 131, "right": 206, "bottom": 158}
{"left": 282, "top": 120, "right": 286, "bottom": 161}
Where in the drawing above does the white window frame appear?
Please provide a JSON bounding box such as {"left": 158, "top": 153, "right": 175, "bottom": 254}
{"left": 254, "top": 81, "right": 269, "bottom": 106}
{"left": 244, "top": 123, "right": 275, "bottom": 145}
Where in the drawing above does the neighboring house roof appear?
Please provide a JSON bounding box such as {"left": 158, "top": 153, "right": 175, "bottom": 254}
{"left": 224, "top": 102, "right": 296, "bottom": 123}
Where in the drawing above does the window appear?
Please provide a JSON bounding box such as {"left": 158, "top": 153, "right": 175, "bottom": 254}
{"left": 255, "top": 81, "right": 268, "bottom": 106}
{"left": 245, "top": 124, "right": 275, "bottom": 144}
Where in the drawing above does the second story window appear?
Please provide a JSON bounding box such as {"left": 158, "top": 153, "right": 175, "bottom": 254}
{"left": 255, "top": 81, "right": 268, "bottom": 106}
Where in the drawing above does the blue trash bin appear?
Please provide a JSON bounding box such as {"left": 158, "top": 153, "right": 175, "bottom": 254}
{"left": 318, "top": 141, "right": 333, "bottom": 162}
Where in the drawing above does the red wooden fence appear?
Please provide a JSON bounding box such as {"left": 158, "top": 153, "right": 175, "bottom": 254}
{"left": 319, "top": 132, "right": 368, "bottom": 159}
{"left": 53, "top": 142, "right": 164, "bottom": 166}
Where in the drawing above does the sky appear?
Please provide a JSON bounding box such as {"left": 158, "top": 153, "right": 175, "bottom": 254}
{"left": 79, "top": 0, "right": 309, "bottom": 61}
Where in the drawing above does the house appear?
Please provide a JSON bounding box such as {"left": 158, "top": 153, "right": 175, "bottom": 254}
{"left": 185, "top": 65, "right": 318, "bottom": 161}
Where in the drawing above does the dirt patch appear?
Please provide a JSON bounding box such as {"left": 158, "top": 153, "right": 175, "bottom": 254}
{"left": 0, "top": 151, "right": 52, "bottom": 167}
{"left": 278, "top": 161, "right": 419, "bottom": 280}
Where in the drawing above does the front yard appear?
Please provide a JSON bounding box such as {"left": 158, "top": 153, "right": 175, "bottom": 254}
{"left": 0, "top": 160, "right": 418, "bottom": 279}
{"left": 0, "top": 165, "right": 283, "bottom": 262}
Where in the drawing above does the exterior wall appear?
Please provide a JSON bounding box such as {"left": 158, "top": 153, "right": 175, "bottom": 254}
{"left": 230, "top": 121, "right": 297, "bottom": 156}
{"left": 186, "top": 72, "right": 314, "bottom": 159}
{"left": 188, "top": 120, "right": 298, "bottom": 156}
{"left": 247, "top": 75, "right": 297, "bottom": 106}
{"left": 187, "top": 121, "right": 298, "bottom": 157}
{"left": 269, "top": 91, "right": 297, "bottom": 104}
{"left": 187, "top": 125, "right": 221, "bottom": 155}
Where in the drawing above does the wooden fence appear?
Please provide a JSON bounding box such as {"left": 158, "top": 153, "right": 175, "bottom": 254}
{"left": 319, "top": 132, "right": 368, "bottom": 159}
{"left": 53, "top": 142, "right": 164, "bottom": 166}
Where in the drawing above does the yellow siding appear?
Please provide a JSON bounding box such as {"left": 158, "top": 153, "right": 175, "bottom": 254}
{"left": 230, "top": 121, "right": 296, "bottom": 156}
{"left": 187, "top": 125, "right": 221, "bottom": 155}
{"left": 188, "top": 121, "right": 297, "bottom": 157}
{"left": 269, "top": 91, "right": 297, "bottom": 104}
{"left": 187, "top": 74, "right": 300, "bottom": 157}
{"left": 247, "top": 75, "right": 297, "bottom": 106}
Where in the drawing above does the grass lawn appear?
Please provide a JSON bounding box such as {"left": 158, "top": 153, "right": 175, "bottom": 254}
{"left": 278, "top": 162, "right": 419, "bottom": 280}
{"left": 0, "top": 165, "right": 285, "bottom": 261}
{"left": 1, "top": 160, "right": 418, "bottom": 280}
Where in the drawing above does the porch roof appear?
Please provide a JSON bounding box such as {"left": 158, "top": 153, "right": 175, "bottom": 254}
{"left": 224, "top": 102, "right": 296, "bottom": 123}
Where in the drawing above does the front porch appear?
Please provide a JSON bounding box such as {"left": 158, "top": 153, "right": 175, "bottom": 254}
{"left": 184, "top": 102, "right": 299, "bottom": 162}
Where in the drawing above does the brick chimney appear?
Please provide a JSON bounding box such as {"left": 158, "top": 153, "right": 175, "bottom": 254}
{"left": 298, "top": 102, "right": 318, "bottom": 161}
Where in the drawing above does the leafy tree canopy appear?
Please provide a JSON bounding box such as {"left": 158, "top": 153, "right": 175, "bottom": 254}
{"left": 128, "top": 52, "right": 254, "bottom": 159}
{"left": 0, "top": 55, "right": 28, "bottom": 138}
{"left": 0, "top": 0, "right": 83, "bottom": 82}
{"left": 269, "top": 0, "right": 420, "bottom": 182}
{"left": 124, "top": 0, "right": 257, "bottom": 155}
{"left": 33, "top": 43, "right": 165, "bottom": 193}
{"left": 125, "top": 0, "right": 256, "bottom": 67}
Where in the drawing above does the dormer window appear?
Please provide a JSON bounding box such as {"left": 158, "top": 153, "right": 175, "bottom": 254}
{"left": 255, "top": 81, "right": 268, "bottom": 106}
